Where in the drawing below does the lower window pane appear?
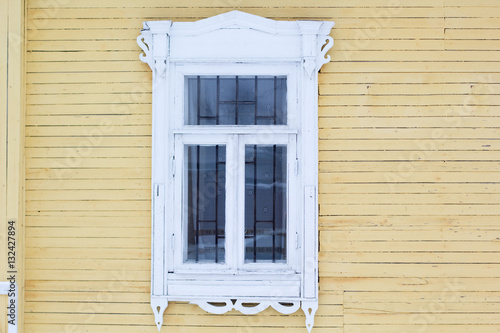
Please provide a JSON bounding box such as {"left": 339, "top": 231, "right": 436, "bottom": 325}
{"left": 186, "top": 145, "right": 226, "bottom": 263}
{"left": 244, "top": 145, "right": 287, "bottom": 263}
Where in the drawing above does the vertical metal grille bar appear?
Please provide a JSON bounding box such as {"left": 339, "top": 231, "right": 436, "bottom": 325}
{"left": 272, "top": 145, "right": 277, "bottom": 262}
{"left": 254, "top": 76, "right": 258, "bottom": 125}
{"left": 235, "top": 76, "right": 239, "bottom": 124}
{"left": 216, "top": 76, "right": 220, "bottom": 125}
{"left": 253, "top": 145, "right": 257, "bottom": 262}
{"left": 197, "top": 76, "right": 201, "bottom": 125}
{"left": 215, "top": 145, "right": 219, "bottom": 262}
{"left": 273, "top": 76, "right": 277, "bottom": 125}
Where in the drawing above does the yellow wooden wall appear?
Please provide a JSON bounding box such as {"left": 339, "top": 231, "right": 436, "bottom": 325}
{"left": 23, "top": 0, "right": 499, "bottom": 332}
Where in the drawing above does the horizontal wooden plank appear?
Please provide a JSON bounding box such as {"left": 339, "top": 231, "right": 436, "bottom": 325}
{"left": 27, "top": 39, "right": 140, "bottom": 52}
{"left": 319, "top": 171, "right": 500, "bottom": 183}
{"left": 26, "top": 247, "right": 150, "bottom": 260}
{"left": 320, "top": 83, "right": 500, "bottom": 96}
{"left": 446, "top": 29, "right": 500, "bottom": 40}
{"left": 25, "top": 269, "right": 150, "bottom": 281}
{"left": 346, "top": 302, "right": 500, "bottom": 313}
{"left": 26, "top": 189, "right": 150, "bottom": 201}
{"left": 26, "top": 237, "right": 150, "bottom": 248}
{"left": 324, "top": 61, "right": 500, "bottom": 73}
{"left": 321, "top": 229, "right": 500, "bottom": 241}
{"left": 27, "top": 157, "right": 151, "bottom": 168}
{"left": 24, "top": 325, "right": 342, "bottom": 333}
{"left": 319, "top": 161, "right": 500, "bottom": 173}
{"left": 322, "top": 277, "right": 500, "bottom": 292}
{"left": 26, "top": 227, "right": 149, "bottom": 238}
{"left": 319, "top": 252, "right": 500, "bottom": 264}
{"left": 321, "top": 240, "right": 499, "bottom": 253}
{"left": 27, "top": 7, "right": 446, "bottom": 20}
{"left": 26, "top": 168, "right": 150, "bottom": 180}
{"left": 344, "top": 313, "right": 500, "bottom": 325}
{"left": 445, "top": 39, "right": 500, "bottom": 50}
{"left": 26, "top": 126, "right": 151, "bottom": 137}
{"left": 25, "top": 291, "right": 148, "bottom": 303}
{"left": 319, "top": 193, "right": 500, "bottom": 205}
{"left": 27, "top": 82, "right": 152, "bottom": 94}
{"left": 445, "top": 6, "right": 500, "bottom": 18}
{"left": 27, "top": 71, "right": 150, "bottom": 84}
{"left": 319, "top": 72, "right": 500, "bottom": 84}
{"left": 26, "top": 215, "right": 149, "bottom": 227}
{"left": 25, "top": 137, "right": 151, "bottom": 148}
{"left": 333, "top": 39, "right": 445, "bottom": 51}
{"left": 318, "top": 139, "right": 500, "bottom": 151}
{"left": 319, "top": 263, "right": 500, "bottom": 278}
{"left": 27, "top": 28, "right": 138, "bottom": 41}
{"left": 27, "top": 0, "right": 444, "bottom": 8}
{"left": 27, "top": 50, "right": 140, "bottom": 62}
{"left": 27, "top": 104, "right": 150, "bottom": 115}
{"left": 25, "top": 258, "right": 150, "bottom": 271}
{"left": 28, "top": 61, "right": 145, "bottom": 74}
{"left": 319, "top": 128, "right": 500, "bottom": 139}
{"left": 319, "top": 103, "right": 499, "bottom": 114}
{"left": 25, "top": 280, "right": 149, "bottom": 292}
{"left": 319, "top": 116, "right": 500, "bottom": 128}
{"left": 319, "top": 150, "right": 500, "bottom": 161}
{"left": 26, "top": 147, "right": 151, "bottom": 158}
{"left": 26, "top": 115, "right": 151, "bottom": 126}
{"left": 320, "top": 95, "right": 500, "bottom": 107}
{"left": 25, "top": 301, "right": 341, "bottom": 316}
{"left": 27, "top": 27, "right": 444, "bottom": 41}
{"left": 332, "top": 50, "right": 500, "bottom": 62}
{"left": 24, "top": 311, "right": 342, "bottom": 326}
{"left": 26, "top": 178, "right": 150, "bottom": 190}
{"left": 321, "top": 204, "right": 500, "bottom": 215}
{"left": 344, "top": 325, "right": 500, "bottom": 333}
{"left": 27, "top": 92, "right": 150, "bottom": 105}
{"left": 446, "top": 17, "right": 500, "bottom": 29}
{"left": 319, "top": 215, "right": 500, "bottom": 228}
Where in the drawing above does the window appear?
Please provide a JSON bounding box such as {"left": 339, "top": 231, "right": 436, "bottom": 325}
{"left": 137, "top": 11, "right": 334, "bottom": 332}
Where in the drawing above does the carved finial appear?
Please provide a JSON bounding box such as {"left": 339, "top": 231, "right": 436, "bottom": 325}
{"left": 302, "top": 301, "right": 319, "bottom": 333}
{"left": 151, "top": 297, "right": 168, "bottom": 331}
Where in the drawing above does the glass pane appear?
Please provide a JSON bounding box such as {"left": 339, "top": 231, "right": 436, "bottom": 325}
{"left": 244, "top": 145, "right": 287, "bottom": 263}
{"left": 186, "top": 76, "right": 287, "bottom": 125}
{"left": 186, "top": 145, "right": 226, "bottom": 263}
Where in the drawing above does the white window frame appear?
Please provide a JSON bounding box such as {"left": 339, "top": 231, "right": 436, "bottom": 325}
{"left": 137, "top": 10, "right": 334, "bottom": 332}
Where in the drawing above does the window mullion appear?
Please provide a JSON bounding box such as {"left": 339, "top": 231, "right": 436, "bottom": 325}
{"left": 225, "top": 134, "right": 240, "bottom": 271}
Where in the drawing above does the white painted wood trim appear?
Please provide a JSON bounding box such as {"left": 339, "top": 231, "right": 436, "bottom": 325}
{"left": 138, "top": 10, "right": 334, "bottom": 332}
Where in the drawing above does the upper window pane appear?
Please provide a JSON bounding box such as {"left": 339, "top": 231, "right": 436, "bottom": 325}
{"left": 186, "top": 76, "right": 287, "bottom": 125}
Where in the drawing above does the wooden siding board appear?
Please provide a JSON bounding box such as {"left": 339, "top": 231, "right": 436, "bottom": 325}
{"left": 23, "top": 1, "right": 500, "bottom": 332}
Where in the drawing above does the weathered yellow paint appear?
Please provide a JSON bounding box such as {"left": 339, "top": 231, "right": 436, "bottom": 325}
{"left": 15, "top": 0, "right": 500, "bottom": 332}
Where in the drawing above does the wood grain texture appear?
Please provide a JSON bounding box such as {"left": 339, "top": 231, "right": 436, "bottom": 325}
{"left": 23, "top": 0, "right": 500, "bottom": 332}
